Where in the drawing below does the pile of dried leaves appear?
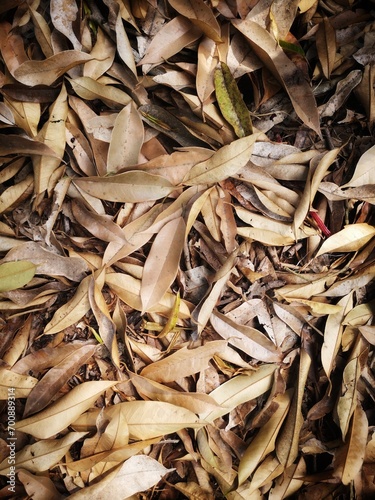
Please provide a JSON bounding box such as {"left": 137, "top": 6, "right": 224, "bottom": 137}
{"left": 0, "top": 0, "right": 375, "bottom": 498}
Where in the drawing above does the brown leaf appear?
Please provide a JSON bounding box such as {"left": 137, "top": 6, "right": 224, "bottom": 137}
{"left": 1, "top": 241, "right": 88, "bottom": 281}
{"left": 139, "top": 16, "right": 202, "bottom": 67}
{"left": 141, "top": 340, "right": 227, "bottom": 383}
{"left": 168, "top": 0, "right": 221, "bottom": 42}
{"left": 316, "top": 17, "right": 336, "bottom": 80}
{"left": 141, "top": 217, "right": 186, "bottom": 312}
{"left": 232, "top": 19, "right": 320, "bottom": 135}
{"left": 74, "top": 171, "right": 175, "bottom": 203}
{"left": 333, "top": 403, "right": 368, "bottom": 485}
{"left": 23, "top": 343, "right": 97, "bottom": 417}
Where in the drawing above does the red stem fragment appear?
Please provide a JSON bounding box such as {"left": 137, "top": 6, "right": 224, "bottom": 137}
{"left": 309, "top": 211, "right": 331, "bottom": 237}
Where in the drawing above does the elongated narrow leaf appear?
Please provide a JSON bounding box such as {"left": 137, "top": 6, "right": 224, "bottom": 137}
{"left": 43, "top": 275, "right": 91, "bottom": 335}
{"left": 183, "top": 133, "right": 260, "bottom": 185}
{"left": 0, "top": 432, "right": 87, "bottom": 475}
{"left": 232, "top": 19, "right": 320, "bottom": 135}
{"left": 316, "top": 223, "right": 375, "bottom": 257}
{"left": 73, "top": 401, "right": 202, "bottom": 440}
{"left": 130, "top": 372, "right": 220, "bottom": 415}
{"left": 238, "top": 390, "right": 292, "bottom": 485}
{"left": 0, "top": 135, "right": 58, "bottom": 157}
{"left": 140, "top": 340, "right": 227, "bottom": 383}
{"left": 13, "top": 51, "right": 94, "bottom": 86}
{"left": 141, "top": 217, "right": 186, "bottom": 312}
{"left": 107, "top": 101, "right": 144, "bottom": 172}
{"left": 210, "top": 311, "right": 282, "bottom": 362}
{"left": 168, "top": 0, "right": 221, "bottom": 42}
{"left": 333, "top": 403, "right": 368, "bottom": 485}
{"left": 69, "top": 455, "right": 174, "bottom": 500}
{"left": 23, "top": 344, "right": 97, "bottom": 417}
{"left": 15, "top": 381, "right": 117, "bottom": 439}
{"left": 0, "top": 367, "right": 37, "bottom": 399}
{"left": 200, "top": 364, "right": 277, "bottom": 422}
{"left": 74, "top": 171, "right": 175, "bottom": 203}
{"left": 321, "top": 292, "right": 353, "bottom": 384}
{"left": 214, "top": 62, "right": 252, "bottom": 137}
{"left": 316, "top": 17, "right": 336, "bottom": 80}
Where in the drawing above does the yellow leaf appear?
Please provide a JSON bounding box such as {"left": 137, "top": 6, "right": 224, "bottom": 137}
{"left": 0, "top": 260, "right": 36, "bottom": 292}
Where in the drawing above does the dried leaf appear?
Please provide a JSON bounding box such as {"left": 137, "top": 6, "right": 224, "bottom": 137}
{"left": 183, "top": 134, "right": 260, "bottom": 185}
{"left": 333, "top": 403, "right": 368, "bottom": 485}
{"left": 130, "top": 372, "right": 220, "bottom": 415}
{"left": 0, "top": 367, "right": 37, "bottom": 399}
{"left": 72, "top": 401, "right": 202, "bottom": 440}
{"left": 168, "top": 0, "right": 221, "bottom": 42}
{"left": 238, "top": 390, "right": 292, "bottom": 485}
{"left": 0, "top": 432, "right": 87, "bottom": 475}
{"left": 316, "top": 17, "right": 336, "bottom": 80}
{"left": 74, "top": 171, "right": 175, "bottom": 203}
{"left": 50, "top": 0, "right": 81, "bottom": 50}
{"left": 2, "top": 242, "right": 89, "bottom": 281}
{"left": 23, "top": 343, "right": 97, "bottom": 417}
{"left": 232, "top": 19, "right": 320, "bottom": 135}
{"left": 68, "top": 455, "right": 174, "bottom": 500}
{"left": 201, "top": 364, "right": 277, "bottom": 423}
{"left": 140, "top": 340, "right": 227, "bottom": 383}
{"left": 15, "top": 381, "right": 117, "bottom": 439}
{"left": 139, "top": 16, "right": 201, "bottom": 67}
{"left": 17, "top": 470, "right": 63, "bottom": 500}
{"left": 68, "top": 76, "right": 132, "bottom": 108}
{"left": 13, "top": 51, "right": 94, "bottom": 86}
{"left": 210, "top": 311, "right": 282, "bottom": 362}
{"left": 316, "top": 223, "right": 375, "bottom": 257}
{"left": 141, "top": 216, "right": 186, "bottom": 312}
{"left": 107, "top": 102, "right": 144, "bottom": 172}
{"left": 44, "top": 275, "right": 91, "bottom": 335}
{"left": 342, "top": 144, "right": 375, "bottom": 188}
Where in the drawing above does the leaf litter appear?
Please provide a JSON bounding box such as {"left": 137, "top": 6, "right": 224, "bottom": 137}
{"left": 0, "top": 1, "right": 375, "bottom": 498}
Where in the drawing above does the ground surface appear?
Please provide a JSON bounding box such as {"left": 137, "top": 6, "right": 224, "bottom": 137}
{"left": 0, "top": 0, "right": 375, "bottom": 498}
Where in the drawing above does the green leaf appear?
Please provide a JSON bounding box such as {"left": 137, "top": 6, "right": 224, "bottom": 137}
{"left": 214, "top": 62, "right": 252, "bottom": 138}
{"left": 0, "top": 261, "right": 36, "bottom": 292}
